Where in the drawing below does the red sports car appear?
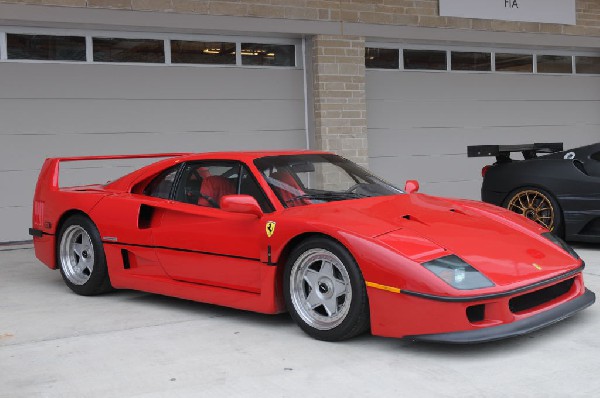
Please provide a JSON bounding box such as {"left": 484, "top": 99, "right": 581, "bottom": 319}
{"left": 29, "top": 151, "right": 595, "bottom": 343}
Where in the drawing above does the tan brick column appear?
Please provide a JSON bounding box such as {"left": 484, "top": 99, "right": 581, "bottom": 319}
{"left": 310, "top": 35, "right": 368, "bottom": 167}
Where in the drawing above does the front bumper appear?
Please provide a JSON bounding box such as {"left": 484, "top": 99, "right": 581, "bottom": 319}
{"left": 406, "top": 288, "right": 595, "bottom": 344}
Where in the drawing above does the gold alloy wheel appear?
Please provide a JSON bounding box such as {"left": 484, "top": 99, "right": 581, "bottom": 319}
{"left": 506, "top": 189, "right": 555, "bottom": 231}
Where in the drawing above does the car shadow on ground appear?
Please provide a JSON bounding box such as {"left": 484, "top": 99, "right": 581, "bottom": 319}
{"left": 16, "top": 243, "right": 594, "bottom": 356}
{"left": 361, "top": 316, "right": 583, "bottom": 356}
{"left": 116, "top": 288, "right": 294, "bottom": 326}
{"left": 104, "top": 288, "right": 588, "bottom": 356}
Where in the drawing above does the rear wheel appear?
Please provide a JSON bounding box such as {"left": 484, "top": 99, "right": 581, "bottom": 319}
{"left": 504, "top": 187, "right": 563, "bottom": 236}
{"left": 57, "top": 214, "right": 112, "bottom": 295}
{"left": 284, "top": 237, "right": 369, "bottom": 341}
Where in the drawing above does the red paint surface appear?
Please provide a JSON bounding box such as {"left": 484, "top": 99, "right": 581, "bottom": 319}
{"left": 30, "top": 151, "right": 590, "bottom": 338}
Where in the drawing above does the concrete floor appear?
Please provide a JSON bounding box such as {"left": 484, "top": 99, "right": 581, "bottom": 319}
{"left": 1, "top": 243, "right": 599, "bottom": 398}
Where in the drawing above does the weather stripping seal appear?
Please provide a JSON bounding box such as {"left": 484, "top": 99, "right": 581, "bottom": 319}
{"left": 402, "top": 264, "right": 585, "bottom": 303}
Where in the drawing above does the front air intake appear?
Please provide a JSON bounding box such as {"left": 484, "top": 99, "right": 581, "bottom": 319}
{"left": 509, "top": 278, "right": 574, "bottom": 314}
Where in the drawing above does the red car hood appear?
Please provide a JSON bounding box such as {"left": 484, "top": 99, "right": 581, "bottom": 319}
{"left": 285, "top": 194, "right": 580, "bottom": 286}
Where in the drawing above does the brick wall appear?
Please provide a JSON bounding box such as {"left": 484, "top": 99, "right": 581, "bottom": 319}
{"left": 1, "top": 1, "right": 599, "bottom": 36}
{"left": 343, "top": 0, "right": 600, "bottom": 36}
{"left": 311, "top": 35, "right": 368, "bottom": 167}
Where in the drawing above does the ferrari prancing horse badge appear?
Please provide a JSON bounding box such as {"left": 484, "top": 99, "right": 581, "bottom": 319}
{"left": 266, "top": 221, "right": 276, "bottom": 238}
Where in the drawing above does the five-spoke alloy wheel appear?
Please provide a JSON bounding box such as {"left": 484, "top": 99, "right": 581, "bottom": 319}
{"left": 284, "top": 237, "right": 369, "bottom": 341}
{"left": 60, "top": 225, "right": 95, "bottom": 285}
{"left": 57, "top": 214, "right": 112, "bottom": 295}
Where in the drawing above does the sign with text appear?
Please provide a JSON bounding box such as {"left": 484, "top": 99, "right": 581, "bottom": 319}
{"left": 439, "top": 0, "right": 576, "bottom": 25}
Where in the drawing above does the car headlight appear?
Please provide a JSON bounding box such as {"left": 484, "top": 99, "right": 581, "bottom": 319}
{"left": 542, "top": 232, "right": 580, "bottom": 260}
{"left": 422, "top": 255, "right": 494, "bottom": 290}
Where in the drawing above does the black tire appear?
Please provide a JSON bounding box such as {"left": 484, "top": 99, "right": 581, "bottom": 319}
{"left": 283, "top": 237, "right": 370, "bottom": 341}
{"left": 503, "top": 187, "right": 564, "bottom": 237}
{"left": 56, "top": 214, "right": 112, "bottom": 296}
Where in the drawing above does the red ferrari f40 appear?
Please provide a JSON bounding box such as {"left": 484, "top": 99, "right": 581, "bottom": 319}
{"left": 29, "top": 151, "right": 595, "bottom": 343}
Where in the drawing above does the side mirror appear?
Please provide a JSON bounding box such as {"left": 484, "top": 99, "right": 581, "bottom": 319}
{"left": 220, "top": 195, "right": 263, "bottom": 217}
{"left": 404, "top": 180, "right": 420, "bottom": 194}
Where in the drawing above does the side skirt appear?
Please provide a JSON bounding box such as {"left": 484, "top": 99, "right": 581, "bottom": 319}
{"left": 104, "top": 244, "right": 285, "bottom": 315}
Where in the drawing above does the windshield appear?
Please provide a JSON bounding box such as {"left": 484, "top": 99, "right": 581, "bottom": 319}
{"left": 254, "top": 154, "right": 403, "bottom": 207}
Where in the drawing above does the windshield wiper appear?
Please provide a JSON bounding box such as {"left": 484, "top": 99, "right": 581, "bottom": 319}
{"left": 285, "top": 192, "right": 367, "bottom": 204}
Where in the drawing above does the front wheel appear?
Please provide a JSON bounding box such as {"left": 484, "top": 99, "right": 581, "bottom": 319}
{"left": 284, "top": 237, "right": 369, "bottom": 341}
{"left": 504, "top": 187, "right": 563, "bottom": 236}
{"left": 57, "top": 214, "right": 112, "bottom": 296}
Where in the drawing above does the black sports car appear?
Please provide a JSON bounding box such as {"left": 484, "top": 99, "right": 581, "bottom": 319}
{"left": 468, "top": 143, "right": 600, "bottom": 242}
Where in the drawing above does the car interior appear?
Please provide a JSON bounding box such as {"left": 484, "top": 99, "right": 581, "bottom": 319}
{"left": 143, "top": 161, "right": 273, "bottom": 212}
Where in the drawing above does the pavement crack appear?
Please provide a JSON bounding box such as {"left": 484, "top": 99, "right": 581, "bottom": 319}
{"left": 0, "top": 317, "right": 204, "bottom": 348}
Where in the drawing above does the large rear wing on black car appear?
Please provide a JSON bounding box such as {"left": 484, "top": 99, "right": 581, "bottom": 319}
{"left": 467, "top": 143, "right": 563, "bottom": 162}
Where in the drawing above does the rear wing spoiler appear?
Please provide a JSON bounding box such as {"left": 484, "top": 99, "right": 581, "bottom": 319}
{"left": 35, "top": 153, "right": 191, "bottom": 193}
{"left": 31, "top": 153, "right": 191, "bottom": 242}
{"left": 467, "top": 143, "right": 563, "bottom": 161}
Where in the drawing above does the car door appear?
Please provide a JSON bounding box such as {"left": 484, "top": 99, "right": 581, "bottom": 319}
{"left": 149, "top": 161, "right": 271, "bottom": 293}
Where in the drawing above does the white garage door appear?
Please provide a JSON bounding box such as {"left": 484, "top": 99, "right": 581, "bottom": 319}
{"left": 0, "top": 34, "right": 306, "bottom": 242}
{"left": 367, "top": 48, "right": 600, "bottom": 200}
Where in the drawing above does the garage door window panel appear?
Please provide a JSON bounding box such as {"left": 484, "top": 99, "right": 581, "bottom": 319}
{"left": 7, "top": 34, "right": 86, "bottom": 61}
{"left": 451, "top": 51, "right": 491, "bottom": 71}
{"left": 575, "top": 56, "right": 600, "bottom": 75}
{"left": 171, "top": 41, "right": 236, "bottom": 65}
{"left": 366, "top": 48, "right": 399, "bottom": 69}
{"left": 403, "top": 49, "right": 447, "bottom": 70}
{"left": 537, "top": 55, "right": 572, "bottom": 74}
{"left": 241, "top": 43, "right": 295, "bottom": 66}
{"left": 495, "top": 53, "right": 533, "bottom": 73}
{"left": 93, "top": 38, "right": 165, "bottom": 63}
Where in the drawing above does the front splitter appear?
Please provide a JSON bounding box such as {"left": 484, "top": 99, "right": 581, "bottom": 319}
{"left": 406, "top": 289, "right": 595, "bottom": 344}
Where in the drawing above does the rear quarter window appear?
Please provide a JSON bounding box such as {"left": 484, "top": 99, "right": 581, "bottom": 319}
{"left": 143, "top": 166, "right": 179, "bottom": 199}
